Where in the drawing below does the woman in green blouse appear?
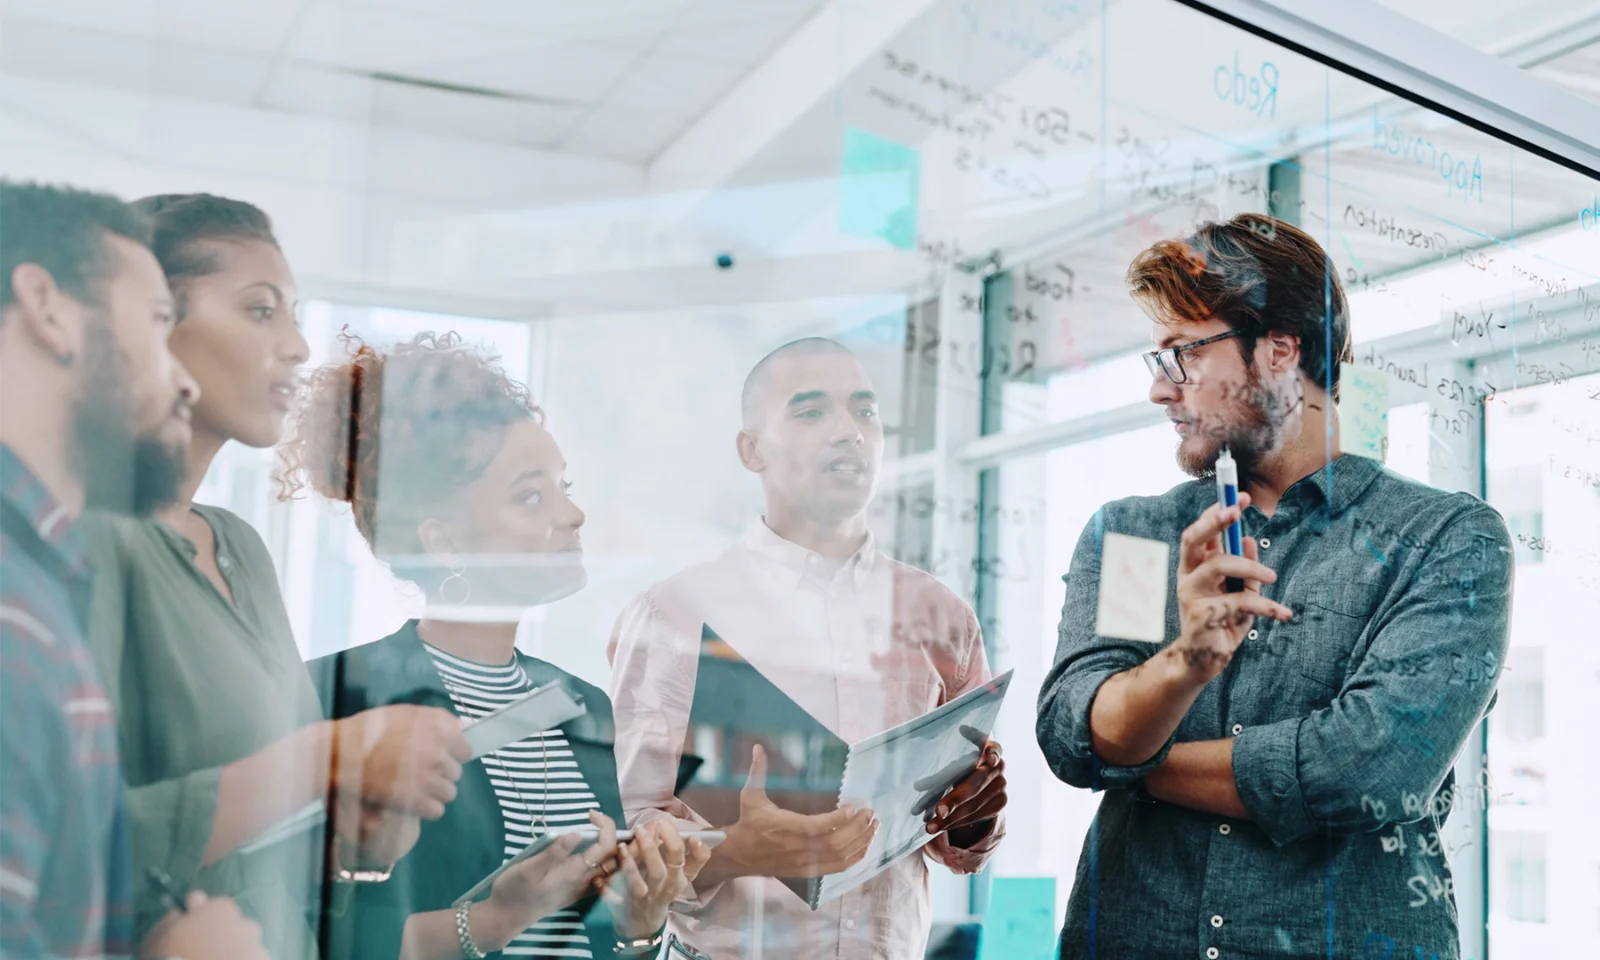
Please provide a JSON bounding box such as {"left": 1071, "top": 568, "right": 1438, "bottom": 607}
{"left": 83, "top": 195, "right": 472, "bottom": 959}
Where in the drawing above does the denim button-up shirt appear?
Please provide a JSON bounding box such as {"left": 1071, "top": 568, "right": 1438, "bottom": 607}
{"left": 1036, "top": 454, "right": 1512, "bottom": 960}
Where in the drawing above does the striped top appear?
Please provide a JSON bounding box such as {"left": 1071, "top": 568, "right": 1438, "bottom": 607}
{"left": 424, "top": 644, "right": 601, "bottom": 959}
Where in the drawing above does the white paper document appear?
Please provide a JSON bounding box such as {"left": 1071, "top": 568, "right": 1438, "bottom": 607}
{"left": 463, "top": 678, "right": 586, "bottom": 759}
{"left": 237, "top": 682, "right": 582, "bottom": 858}
{"left": 809, "top": 669, "right": 1013, "bottom": 907}
{"left": 1096, "top": 533, "right": 1171, "bottom": 643}
{"left": 238, "top": 800, "right": 325, "bottom": 855}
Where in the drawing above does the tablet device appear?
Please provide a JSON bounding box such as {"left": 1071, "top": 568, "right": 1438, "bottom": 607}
{"left": 464, "top": 679, "right": 586, "bottom": 759}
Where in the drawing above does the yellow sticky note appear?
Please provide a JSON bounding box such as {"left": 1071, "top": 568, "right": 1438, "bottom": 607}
{"left": 1339, "top": 363, "right": 1389, "bottom": 461}
{"left": 1096, "top": 533, "right": 1170, "bottom": 643}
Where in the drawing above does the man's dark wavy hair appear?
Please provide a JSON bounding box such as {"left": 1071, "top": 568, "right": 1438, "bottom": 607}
{"left": 1127, "top": 213, "right": 1353, "bottom": 400}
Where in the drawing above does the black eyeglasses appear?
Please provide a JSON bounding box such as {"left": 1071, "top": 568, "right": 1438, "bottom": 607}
{"left": 1142, "top": 329, "right": 1245, "bottom": 384}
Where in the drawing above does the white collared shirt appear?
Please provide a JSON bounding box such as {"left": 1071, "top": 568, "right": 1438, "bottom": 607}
{"left": 608, "top": 521, "right": 1003, "bottom": 960}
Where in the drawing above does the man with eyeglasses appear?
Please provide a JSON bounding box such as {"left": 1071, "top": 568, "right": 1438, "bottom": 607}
{"left": 1036, "top": 213, "right": 1511, "bottom": 960}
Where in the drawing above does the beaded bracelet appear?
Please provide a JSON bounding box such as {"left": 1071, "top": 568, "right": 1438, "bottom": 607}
{"left": 455, "top": 902, "right": 486, "bottom": 960}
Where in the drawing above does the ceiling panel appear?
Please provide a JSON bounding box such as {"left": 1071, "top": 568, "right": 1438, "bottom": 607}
{"left": 678, "top": 0, "right": 822, "bottom": 27}
{"left": 603, "top": 53, "right": 751, "bottom": 118}
{"left": 0, "top": 0, "right": 302, "bottom": 54}
{"left": 0, "top": 16, "right": 270, "bottom": 107}
{"left": 369, "top": 81, "right": 586, "bottom": 148}
{"left": 261, "top": 59, "right": 587, "bottom": 147}
{"left": 335, "top": 0, "right": 689, "bottom": 35}
{"left": 656, "top": 17, "right": 799, "bottom": 62}
{"left": 1530, "top": 44, "right": 1600, "bottom": 109}
{"left": 410, "top": 45, "right": 640, "bottom": 105}
{"left": 560, "top": 105, "right": 694, "bottom": 163}
{"left": 0, "top": 0, "right": 835, "bottom": 162}
{"left": 289, "top": 1, "right": 555, "bottom": 76}
{"left": 1376, "top": 0, "right": 1600, "bottom": 56}
{"left": 258, "top": 60, "right": 380, "bottom": 126}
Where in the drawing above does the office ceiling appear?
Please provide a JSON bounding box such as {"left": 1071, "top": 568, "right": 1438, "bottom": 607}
{"left": 0, "top": 0, "right": 828, "bottom": 163}
{"left": 0, "top": 0, "right": 1592, "bottom": 329}
{"left": 0, "top": 0, "right": 1591, "bottom": 166}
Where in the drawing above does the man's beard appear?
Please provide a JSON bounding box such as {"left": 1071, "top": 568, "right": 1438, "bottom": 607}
{"left": 72, "top": 313, "right": 188, "bottom": 516}
{"left": 1176, "top": 362, "right": 1292, "bottom": 484}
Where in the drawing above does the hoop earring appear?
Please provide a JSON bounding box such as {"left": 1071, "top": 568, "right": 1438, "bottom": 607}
{"left": 439, "top": 564, "right": 471, "bottom": 606}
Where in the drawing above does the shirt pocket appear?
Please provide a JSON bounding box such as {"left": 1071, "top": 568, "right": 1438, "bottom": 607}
{"left": 1283, "top": 579, "right": 1385, "bottom": 696}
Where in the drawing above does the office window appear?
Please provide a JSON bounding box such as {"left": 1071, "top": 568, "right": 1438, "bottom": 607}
{"left": 1492, "top": 831, "right": 1548, "bottom": 924}
{"left": 1485, "top": 375, "right": 1600, "bottom": 955}
{"left": 1497, "top": 648, "right": 1545, "bottom": 745}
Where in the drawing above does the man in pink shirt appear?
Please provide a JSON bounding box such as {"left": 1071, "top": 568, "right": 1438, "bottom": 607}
{"left": 608, "top": 338, "right": 1007, "bottom": 958}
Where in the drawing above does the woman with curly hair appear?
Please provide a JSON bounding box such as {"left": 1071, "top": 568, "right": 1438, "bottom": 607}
{"left": 285, "top": 331, "right": 709, "bottom": 960}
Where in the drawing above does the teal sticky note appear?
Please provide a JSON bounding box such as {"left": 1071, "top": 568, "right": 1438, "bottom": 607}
{"left": 979, "top": 876, "right": 1058, "bottom": 960}
{"left": 1338, "top": 363, "right": 1389, "bottom": 461}
{"left": 839, "top": 128, "right": 921, "bottom": 250}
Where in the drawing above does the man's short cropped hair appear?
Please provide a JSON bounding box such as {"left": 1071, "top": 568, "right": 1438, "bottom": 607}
{"left": 0, "top": 180, "right": 153, "bottom": 320}
{"left": 741, "top": 337, "right": 857, "bottom": 428}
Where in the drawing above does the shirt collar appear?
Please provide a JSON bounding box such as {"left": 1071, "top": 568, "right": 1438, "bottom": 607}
{"left": 1290, "top": 453, "right": 1384, "bottom": 518}
{"left": 0, "top": 444, "right": 89, "bottom": 576}
{"left": 742, "top": 518, "right": 878, "bottom": 589}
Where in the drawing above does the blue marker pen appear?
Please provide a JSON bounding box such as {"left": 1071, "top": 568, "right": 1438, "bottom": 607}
{"left": 1215, "top": 445, "right": 1245, "bottom": 592}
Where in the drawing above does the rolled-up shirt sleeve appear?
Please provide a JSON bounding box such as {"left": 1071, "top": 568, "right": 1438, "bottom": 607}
{"left": 1036, "top": 510, "right": 1176, "bottom": 790}
{"left": 1233, "top": 504, "right": 1512, "bottom": 847}
{"left": 607, "top": 591, "right": 722, "bottom": 906}
{"left": 123, "top": 767, "right": 224, "bottom": 933}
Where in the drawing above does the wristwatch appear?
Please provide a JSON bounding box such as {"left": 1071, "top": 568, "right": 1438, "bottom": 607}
{"left": 327, "top": 834, "right": 394, "bottom": 883}
{"left": 615, "top": 925, "right": 666, "bottom": 956}
{"left": 331, "top": 862, "right": 394, "bottom": 883}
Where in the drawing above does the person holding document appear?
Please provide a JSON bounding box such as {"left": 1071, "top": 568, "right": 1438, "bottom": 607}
{"left": 80, "top": 195, "right": 470, "bottom": 959}
{"left": 1035, "top": 215, "right": 1512, "bottom": 959}
{"left": 288, "top": 331, "right": 709, "bottom": 960}
{"left": 608, "top": 338, "right": 1008, "bottom": 959}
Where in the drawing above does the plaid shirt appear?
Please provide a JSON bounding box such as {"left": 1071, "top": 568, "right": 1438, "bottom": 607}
{"left": 0, "top": 445, "right": 134, "bottom": 959}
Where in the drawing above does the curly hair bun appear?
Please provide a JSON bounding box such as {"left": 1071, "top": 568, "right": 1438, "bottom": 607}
{"left": 276, "top": 330, "right": 541, "bottom": 556}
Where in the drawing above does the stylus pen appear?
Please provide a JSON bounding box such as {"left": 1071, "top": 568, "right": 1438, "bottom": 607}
{"left": 1215, "top": 445, "right": 1245, "bottom": 593}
